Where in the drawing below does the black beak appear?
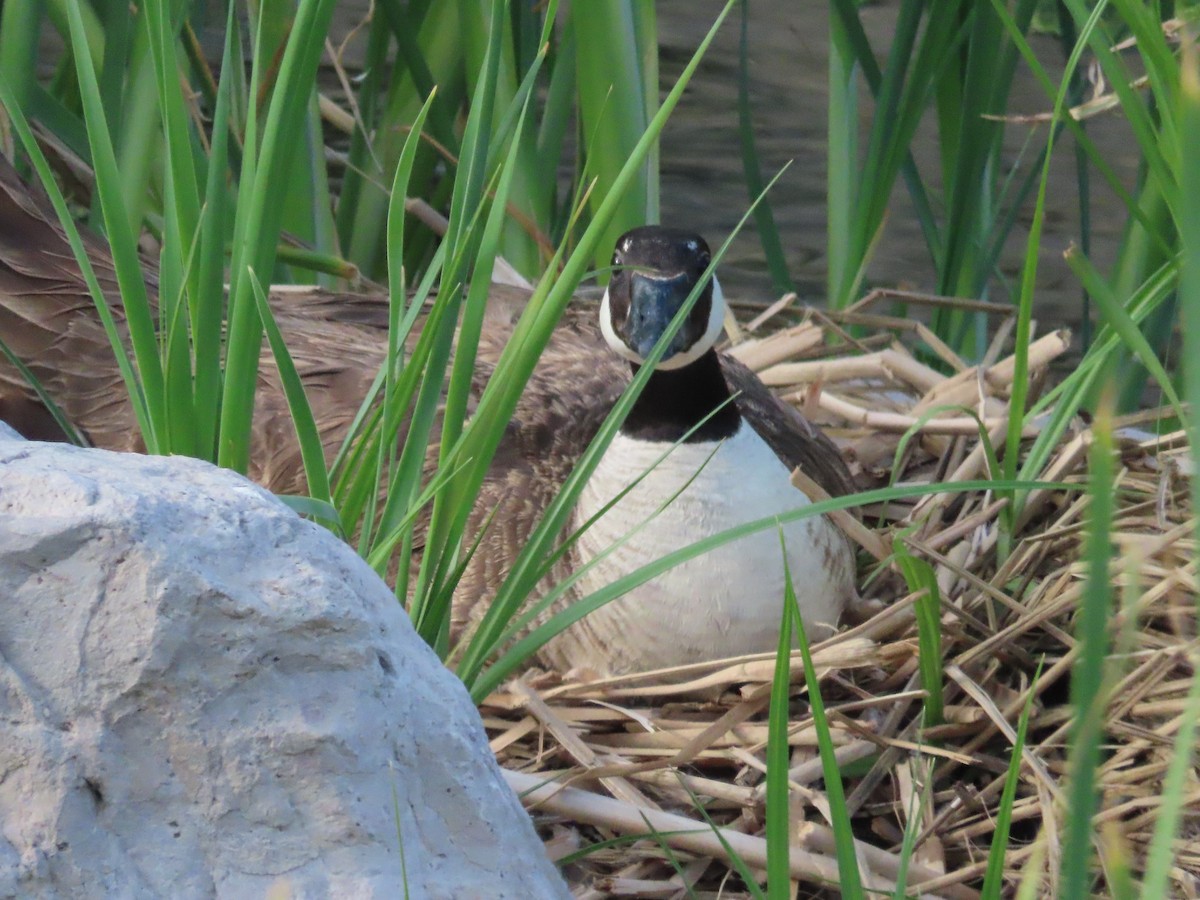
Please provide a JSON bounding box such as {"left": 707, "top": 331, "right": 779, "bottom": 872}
{"left": 622, "top": 270, "right": 695, "bottom": 361}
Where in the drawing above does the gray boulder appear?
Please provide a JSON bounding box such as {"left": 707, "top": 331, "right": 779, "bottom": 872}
{"left": 0, "top": 431, "right": 567, "bottom": 899}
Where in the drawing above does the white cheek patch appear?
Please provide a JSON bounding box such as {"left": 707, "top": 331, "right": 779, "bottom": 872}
{"left": 600, "top": 288, "right": 645, "bottom": 364}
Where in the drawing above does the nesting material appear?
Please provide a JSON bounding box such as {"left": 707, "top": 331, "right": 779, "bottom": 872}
{"left": 489, "top": 296, "right": 1196, "bottom": 898}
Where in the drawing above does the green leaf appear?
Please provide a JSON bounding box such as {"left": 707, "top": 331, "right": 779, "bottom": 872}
{"left": 765, "top": 535, "right": 793, "bottom": 899}
{"left": 784, "top": 551, "right": 862, "bottom": 898}
{"left": 247, "top": 269, "right": 338, "bottom": 532}
{"left": 892, "top": 537, "right": 944, "bottom": 727}
{"left": 980, "top": 664, "right": 1042, "bottom": 900}
{"left": 1057, "top": 398, "right": 1115, "bottom": 898}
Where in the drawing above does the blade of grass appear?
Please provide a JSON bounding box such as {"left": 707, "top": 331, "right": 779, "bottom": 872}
{"left": 893, "top": 536, "right": 944, "bottom": 727}
{"left": 888, "top": 757, "right": 932, "bottom": 899}
{"left": 63, "top": 0, "right": 166, "bottom": 449}
{"left": 220, "top": 0, "right": 338, "bottom": 472}
{"left": 1143, "top": 36, "right": 1200, "bottom": 899}
{"left": 637, "top": 811, "right": 700, "bottom": 900}
{"left": 192, "top": 7, "right": 239, "bottom": 459}
{"left": 554, "top": 828, "right": 707, "bottom": 868}
{"left": 407, "top": 0, "right": 526, "bottom": 625}
{"left": 1064, "top": 244, "right": 1183, "bottom": 420}
{"left": 355, "top": 88, "right": 438, "bottom": 558}
{"left": 247, "top": 269, "right": 337, "bottom": 530}
{"left": 784, "top": 550, "right": 862, "bottom": 898}
{"left": 1002, "top": 0, "right": 1108, "bottom": 535}
{"left": 276, "top": 494, "right": 342, "bottom": 531}
{"left": 571, "top": 0, "right": 655, "bottom": 275}
{"left": 1056, "top": 391, "right": 1115, "bottom": 898}
{"left": 1020, "top": 257, "right": 1177, "bottom": 488}
{"left": 672, "top": 777, "right": 767, "bottom": 899}
{"left": 765, "top": 533, "right": 794, "bottom": 900}
{"left": 0, "top": 0, "right": 40, "bottom": 119}
{"left": 980, "top": 664, "right": 1042, "bottom": 900}
{"left": 1140, "top": 662, "right": 1200, "bottom": 898}
{"left": 737, "top": 0, "right": 793, "bottom": 297}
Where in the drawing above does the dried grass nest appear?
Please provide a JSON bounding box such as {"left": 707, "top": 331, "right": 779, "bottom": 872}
{"left": 483, "top": 290, "right": 1196, "bottom": 899}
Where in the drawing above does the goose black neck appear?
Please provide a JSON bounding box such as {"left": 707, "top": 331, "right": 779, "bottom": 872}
{"left": 621, "top": 349, "right": 741, "bottom": 443}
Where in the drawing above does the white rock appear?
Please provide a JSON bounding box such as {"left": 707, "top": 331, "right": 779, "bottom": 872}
{"left": 0, "top": 437, "right": 568, "bottom": 900}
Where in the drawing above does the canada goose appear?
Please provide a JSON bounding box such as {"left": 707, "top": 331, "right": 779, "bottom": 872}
{"left": 0, "top": 159, "right": 856, "bottom": 677}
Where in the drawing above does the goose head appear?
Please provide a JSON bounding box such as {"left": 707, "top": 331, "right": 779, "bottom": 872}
{"left": 600, "top": 226, "right": 725, "bottom": 371}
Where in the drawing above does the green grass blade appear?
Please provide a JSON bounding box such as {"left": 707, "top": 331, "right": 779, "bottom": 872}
{"left": 414, "top": 91, "right": 545, "bottom": 640}
{"left": 571, "top": 0, "right": 654, "bottom": 275}
{"left": 826, "top": 0, "right": 949, "bottom": 308}
{"left": 892, "top": 537, "right": 944, "bottom": 727}
{"left": 888, "top": 757, "right": 928, "bottom": 899}
{"left": 554, "top": 829, "right": 705, "bottom": 867}
{"left": 765, "top": 536, "right": 793, "bottom": 899}
{"left": 825, "top": 5, "right": 856, "bottom": 310}
{"left": 672, "top": 778, "right": 767, "bottom": 899}
{"left": 980, "top": 664, "right": 1041, "bottom": 900}
{"left": 1143, "top": 39, "right": 1200, "bottom": 900}
{"left": 533, "top": 23, "right": 576, "bottom": 239}
{"left": 408, "top": 0, "right": 528, "bottom": 613}
{"left": 1057, "top": 397, "right": 1115, "bottom": 898}
{"left": 737, "top": 0, "right": 792, "bottom": 297}
{"left": 191, "top": 7, "right": 239, "bottom": 459}
{"left": 1020, "top": 258, "right": 1177, "bottom": 486}
{"left": 636, "top": 811, "right": 699, "bottom": 899}
{"left": 784, "top": 553, "right": 862, "bottom": 898}
{"left": 1060, "top": 0, "right": 1174, "bottom": 201}
{"left": 1064, "top": 245, "right": 1183, "bottom": 420}
{"left": 987, "top": 0, "right": 1168, "bottom": 261}
{"left": 1002, "top": 0, "right": 1107, "bottom": 529}
{"left": 63, "top": 0, "right": 166, "bottom": 449}
{"left": 0, "top": 0, "right": 41, "bottom": 122}
{"left": 376, "top": 0, "right": 460, "bottom": 159}
{"left": 143, "top": 0, "right": 200, "bottom": 264}
{"left": 1140, "top": 665, "right": 1200, "bottom": 898}
{"left": 156, "top": 177, "right": 199, "bottom": 458}
{"left": 247, "top": 270, "right": 336, "bottom": 526}
{"left": 220, "top": 0, "right": 338, "bottom": 472}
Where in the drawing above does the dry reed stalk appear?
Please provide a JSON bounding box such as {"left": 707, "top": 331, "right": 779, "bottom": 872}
{"left": 745, "top": 291, "right": 798, "bottom": 332}
{"left": 811, "top": 390, "right": 1039, "bottom": 436}
{"left": 758, "top": 347, "right": 945, "bottom": 393}
{"left": 727, "top": 320, "right": 824, "bottom": 370}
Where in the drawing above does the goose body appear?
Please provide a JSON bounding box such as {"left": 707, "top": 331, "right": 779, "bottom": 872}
{"left": 0, "top": 162, "right": 856, "bottom": 677}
